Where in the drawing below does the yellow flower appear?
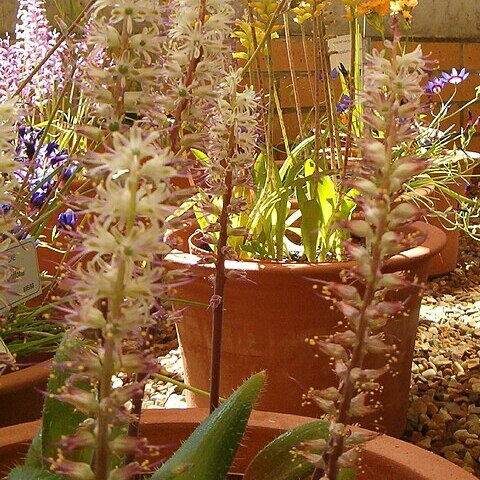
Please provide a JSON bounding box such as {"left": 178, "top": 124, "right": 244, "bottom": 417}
{"left": 390, "top": 0, "right": 418, "bottom": 19}
{"left": 358, "top": 0, "right": 390, "bottom": 16}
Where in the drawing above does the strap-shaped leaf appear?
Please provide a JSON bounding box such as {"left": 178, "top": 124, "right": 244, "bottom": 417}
{"left": 8, "top": 466, "right": 62, "bottom": 480}
{"left": 243, "top": 420, "right": 328, "bottom": 480}
{"left": 40, "top": 335, "right": 89, "bottom": 463}
{"left": 150, "top": 371, "right": 265, "bottom": 480}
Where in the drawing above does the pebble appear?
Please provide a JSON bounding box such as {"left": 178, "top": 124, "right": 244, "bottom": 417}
{"left": 404, "top": 231, "right": 480, "bottom": 478}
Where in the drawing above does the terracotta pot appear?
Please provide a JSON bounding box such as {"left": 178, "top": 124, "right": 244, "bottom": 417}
{"left": 421, "top": 151, "right": 479, "bottom": 277}
{"left": 0, "top": 409, "right": 474, "bottom": 479}
{"left": 166, "top": 222, "right": 446, "bottom": 437}
{"left": 424, "top": 180, "right": 464, "bottom": 278}
{"left": 0, "top": 359, "right": 51, "bottom": 428}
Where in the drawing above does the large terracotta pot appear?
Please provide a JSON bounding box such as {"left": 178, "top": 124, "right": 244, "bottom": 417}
{"left": 167, "top": 222, "right": 446, "bottom": 437}
{"left": 0, "top": 359, "right": 51, "bottom": 428}
{"left": 0, "top": 409, "right": 474, "bottom": 479}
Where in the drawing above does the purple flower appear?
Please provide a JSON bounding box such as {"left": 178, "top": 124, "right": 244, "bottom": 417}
{"left": 331, "top": 68, "right": 339, "bottom": 80}
{"left": 58, "top": 209, "right": 77, "bottom": 231}
{"left": 425, "top": 77, "right": 444, "bottom": 95}
{"left": 0, "top": 204, "right": 11, "bottom": 214}
{"left": 30, "top": 189, "right": 47, "bottom": 208}
{"left": 336, "top": 94, "right": 351, "bottom": 114}
{"left": 441, "top": 68, "right": 469, "bottom": 85}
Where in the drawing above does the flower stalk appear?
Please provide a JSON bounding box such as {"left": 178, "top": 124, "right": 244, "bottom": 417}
{"left": 307, "top": 19, "right": 430, "bottom": 480}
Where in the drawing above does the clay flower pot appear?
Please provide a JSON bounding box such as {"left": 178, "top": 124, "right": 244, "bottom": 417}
{"left": 166, "top": 222, "right": 446, "bottom": 437}
{"left": 0, "top": 359, "right": 51, "bottom": 428}
{"left": 0, "top": 408, "right": 474, "bottom": 479}
{"left": 421, "top": 150, "right": 479, "bottom": 277}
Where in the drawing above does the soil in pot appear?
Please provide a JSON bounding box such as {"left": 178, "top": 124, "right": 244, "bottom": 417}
{"left": 167, "top": 221, "right": 446, "bottom": 438}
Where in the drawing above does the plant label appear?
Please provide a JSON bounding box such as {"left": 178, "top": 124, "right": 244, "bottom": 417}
{"left": 328, "top": 34, "right": 366, "bottom": 73}
{"left": 0, "top": 238, "right": 41, "bottom": 314}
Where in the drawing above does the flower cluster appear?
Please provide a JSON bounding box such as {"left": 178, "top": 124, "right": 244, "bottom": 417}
{"left": 358, "top": 0, "right": 418, "bottom": 19}
{"left": 305, "top": 37, "right": 429, "bottom": 479}
{"left": 0, "top": 101, "right": 20, "bottom": 309}
{"left": 293, "top": 1, "right": 331, "bottom": 24}
{"left": 14, "top": 126, "right": 74, "bottom": 209}
{"left": 0, "top": 0, "right": 65, "bottom": 105}
{"left": 47, "top": 1, "right": 199, "bottom": 478}
{"left": 83, "top": 1, "right": 165, "bottom": 131}
{"left": 161, "top": 0, "right": 237, "bottom": 152}
{"left": 52, "top": 127, "right": 178, "bottom": 479}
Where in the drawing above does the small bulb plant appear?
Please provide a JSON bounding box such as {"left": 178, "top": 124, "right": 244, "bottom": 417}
{"left": 303, "top": 18, "right": 433, "bottom": 480}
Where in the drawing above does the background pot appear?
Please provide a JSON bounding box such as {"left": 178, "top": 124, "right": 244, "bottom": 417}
{"left": 0, "top": 409, "right": 474, "bottom": 479}
{"left": 0, "top": 359, "right": 51, "bottom": 428}
{"left": 420, "top": 151, "right": 478, "bottom": 278}
{"left": 167, "top": 222, "right": 446, "bottom": 437}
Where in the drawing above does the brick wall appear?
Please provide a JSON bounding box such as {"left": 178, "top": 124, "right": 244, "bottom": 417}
{"left": 266, "top": 37, "right": 480, "bottom": 154}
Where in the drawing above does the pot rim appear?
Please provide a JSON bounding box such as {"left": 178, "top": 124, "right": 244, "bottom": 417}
{"left": 0, "top": 408, "right": 474, "bottom": 480}
{"left": 167, "top": 221, "right": 447, "bottom": 274}
{"left": 0, "top": 360, "right": 51, "bottom": 395}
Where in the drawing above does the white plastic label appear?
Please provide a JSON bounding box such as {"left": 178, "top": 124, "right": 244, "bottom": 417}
{"left": 0, "top": 238, "right": 41, "bottom": 313}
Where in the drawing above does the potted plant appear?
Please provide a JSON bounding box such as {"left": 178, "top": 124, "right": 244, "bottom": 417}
{"left": 0, "top": 1, "right": 473, "bottom": 480}
{"left": 165, "top": 0, "right": 453, "bottom": 437}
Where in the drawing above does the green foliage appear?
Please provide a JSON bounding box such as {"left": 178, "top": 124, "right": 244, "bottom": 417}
{"left": 150, "top": 372, "right": 266, "bottom": 480}
{"left": 243, "top": 420, "right": 329, "bottom": 480}
{"left": 8, "top": 466, "right": 62, "bottom": 480}
{"left": 40, "top": 336, "right": 90, "bottom": 463}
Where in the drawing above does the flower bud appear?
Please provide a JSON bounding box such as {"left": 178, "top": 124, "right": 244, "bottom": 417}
{"left": 378, "top": 272, "right": 410, "bottom": 290}
{"left": 316, "top": 341, "right": 348, "bottom": 361}
{"left": 338, "top": 448, "right": 361, "bottom": 469}
{"left": 349, "top": 178, "right": 378, "bottom": 196}
{"left": 344, "top": 219, "right": 373, "bottom": 239}
{"left": 388, "top": 202, "right": 423, "bottom": 228}
{"left": 362, "top": 139, "right": 386, "bottom": 167}
{"left": 348, "top": 392, "right": 374, "bottom": 417}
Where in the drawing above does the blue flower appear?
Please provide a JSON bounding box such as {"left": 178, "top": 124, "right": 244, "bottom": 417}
{"left": 58, "top": 209, "right": 77, "bottom": 231}
{"left": 336, "top": 94, "right": 351, "bottom": 114}
{"left": 441, "top": 68, "right": 469, "bottom": 85}
{"left": 425, "top": 77, "right": 444, "bottom": 95}
{"left": 30, "top": 189, "right": 48, "bottom": 208}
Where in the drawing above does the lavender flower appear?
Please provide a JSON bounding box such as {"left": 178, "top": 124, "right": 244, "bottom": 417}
{"left": 29, "top": 189, "right": 48, "bottom": 208}
{"left": 58, "top": 209, "right": 77, "bottom": 231}
{"left": 441, "top": 67, "right": 469, "bottom": 85}
{"left": 336, "top": 94, "right": 351, "bottom": 114}
{"left": 425, "top": 77, "right": 444, "bottom": 95}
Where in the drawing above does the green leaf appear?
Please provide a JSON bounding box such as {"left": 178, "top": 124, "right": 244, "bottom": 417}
{"left": 8, "top": 466, "right": 62, "bottom": 480}
{"left": 150, "top": 372, "right": 266, "bottom": 480}
{"left": 23, "top": 430, "right": 43, "bottom": 469}
{"left": 299, "top": 199, "right": 321, "bottom": 262}
{"left": 243, "top": 420, "right": 328, "bottom": 480}
{"left": 40, "top": 335, "right": 90, "bottom": 463}
{"left": 337, "top": 468, "right": 357, "bottom": 480}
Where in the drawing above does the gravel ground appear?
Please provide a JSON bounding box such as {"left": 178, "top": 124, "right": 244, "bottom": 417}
{"left": 146, "top": 230, "right": 480, "bottom": 477}
{"left": 404, "top": 231, "right": 480, "bottom": 477}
